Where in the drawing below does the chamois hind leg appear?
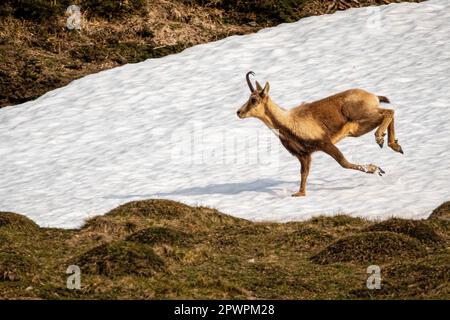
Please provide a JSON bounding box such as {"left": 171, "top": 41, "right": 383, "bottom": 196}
{"left": 387, "top": 117, "right": 404, "bottom": 154}
{"left": 374, "top": 109, "right": 394, "bottom": 148}
{"left": 321, "top": 141, "right": 385, "bottom": 176}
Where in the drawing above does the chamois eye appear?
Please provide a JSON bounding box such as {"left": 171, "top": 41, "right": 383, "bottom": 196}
{"left": 251, "top": 97, "right": 257, "bottom": 104}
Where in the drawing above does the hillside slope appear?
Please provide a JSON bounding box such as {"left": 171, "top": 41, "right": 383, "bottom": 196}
{"left": 0, "top": 0, "right": 449, "bottom": 228}
{"left": 0, "top": 199, "right": 448, "bottom": 299}
{"left": 0, "top": 0, "right": 422, "bottom": 108}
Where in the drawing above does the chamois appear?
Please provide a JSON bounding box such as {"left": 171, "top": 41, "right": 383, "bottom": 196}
{"left": 237, "top": 71, "right": 403, "bottom": 197}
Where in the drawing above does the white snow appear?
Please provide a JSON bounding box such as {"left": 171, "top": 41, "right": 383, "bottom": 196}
{"left": 1, "top": 0, "right": 449, "bottom": 228}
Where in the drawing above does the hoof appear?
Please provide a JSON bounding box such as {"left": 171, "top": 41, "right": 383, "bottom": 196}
{"left": 292, "top": 191, "right": 306, "bottom": 197}
{"left": 378, "top": 167, "right": 385, "bottom": 176}
{"left": 364, "top": 164, "right": 383, "bottom": 175}
{"left": 376, "top": 137, "right": 384, "bottom": 148}
{"left": 375, "top": 133, "right": 385, "bottom": 148}
{"left": 389, "top": 140, "right": 404, "bottom": 154}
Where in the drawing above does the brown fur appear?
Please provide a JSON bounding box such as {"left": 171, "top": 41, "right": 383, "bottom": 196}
{"left": 237, "top": 76, "right": 403, "bottom": 197}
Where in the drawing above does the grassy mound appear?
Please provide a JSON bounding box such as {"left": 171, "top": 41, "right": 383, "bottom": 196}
{"left": 429, "top": 201, "right": 450, "bottom": 221}
{"left": 75, "top": 240, "right": 164, "bottom": 276}
{"left": 364, "top": 218, "right": 443, "bottom": 245}
{"left": 82, "top": 200, "right": 240, "bottom": 239}
{"left": 0, "top": 212, "right": 42, "bottom": 260}
{"left": 0, "top": 211, "right": 39, "bottom": 231}
{"left": 310, "top": 231, "right": 426, "bottom": 265}
{"left": 107, "top": 199, "right": 197, "bottom": 219}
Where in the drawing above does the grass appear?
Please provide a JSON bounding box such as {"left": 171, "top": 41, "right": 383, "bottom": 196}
{"left": 0, "top": 199, "right": 448, "bottom": 299}
{"left": 76, "top": 241, "right": 165, "bottom": 277}
{"left": 363, "top": 218, "right": 444, "bottom": 244}
{"left": 0, "top": 251, "right": 37, "bottom": 282}
{"left": 310, "top": 231, "right": 427, "bottom": 265}
{"left": 430, "top": 201, "right": 450, "bottom": 221}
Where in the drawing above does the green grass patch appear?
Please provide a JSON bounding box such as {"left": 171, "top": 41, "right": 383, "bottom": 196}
{"left": 429, "top": 201, "right": 450, "bottom": 221}
{"left": 75, "top": 240, "right": 164, "bottom": 277}
{"left": 310, "top": 232, "right": 427, "bottom": 265}
{"left": 0, "top": 211, "right": 39, "bottom": 231}
{"left": 364, "top": 218, "right": 443, "bottom": 245}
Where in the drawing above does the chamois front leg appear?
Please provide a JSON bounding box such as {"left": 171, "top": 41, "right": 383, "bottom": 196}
{"left": 321, "top": 142, "right": 385, "bottom": 176}
{"left": 292, "top": 154, "right": 311, "bottom": 197}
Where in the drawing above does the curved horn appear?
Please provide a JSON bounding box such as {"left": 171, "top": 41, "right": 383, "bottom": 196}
{"left": 246, "top": 71, "right": 256, "bottom": 92}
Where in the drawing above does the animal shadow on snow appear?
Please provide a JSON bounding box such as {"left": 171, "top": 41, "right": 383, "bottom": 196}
{"left": 103, "top": 178, "right": 366, "bottom": 199}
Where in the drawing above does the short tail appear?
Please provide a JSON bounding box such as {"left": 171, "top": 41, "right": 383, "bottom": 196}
{"left": 378, "top": 95, "right": 390, "bottom": 103}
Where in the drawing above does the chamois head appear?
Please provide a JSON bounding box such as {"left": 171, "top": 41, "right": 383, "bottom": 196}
{"left": 237, "top": 71, "right": 270, "bottom": 119}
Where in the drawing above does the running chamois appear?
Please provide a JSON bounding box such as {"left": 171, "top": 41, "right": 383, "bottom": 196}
{"left": 237, "top": 71, "right": 403, "bottom": 197}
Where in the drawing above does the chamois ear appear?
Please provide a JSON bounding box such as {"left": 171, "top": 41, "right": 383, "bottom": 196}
{"left": 260, "top": 82, "right": 270, "bottom": 97}
{"left": 255, "top": 81, "right": 263, "bottom": 91}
